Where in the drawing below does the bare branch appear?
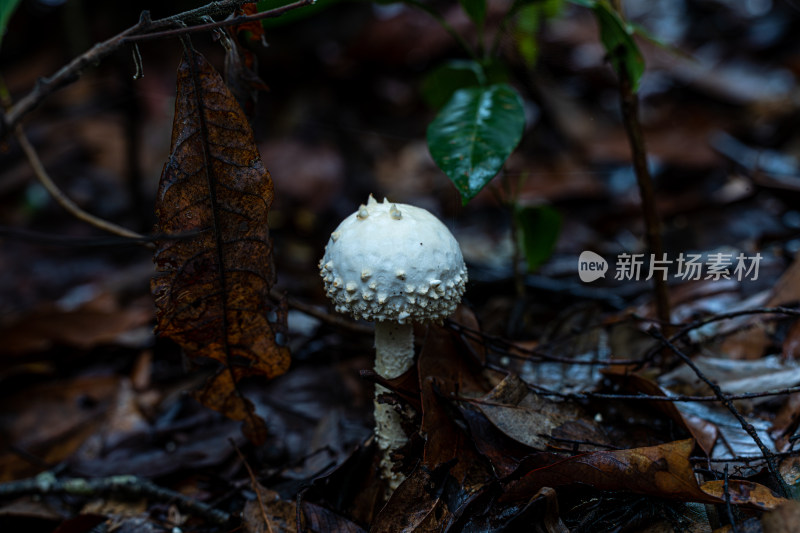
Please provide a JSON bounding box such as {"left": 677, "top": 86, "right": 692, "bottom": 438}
{"left": 0, "top": 0, "right": 313, "bottom": 137}
{"left": 123, "top": 0, "right": 315, "bottom": 44}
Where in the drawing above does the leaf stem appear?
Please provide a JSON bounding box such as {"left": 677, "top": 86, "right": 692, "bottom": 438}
{"left": 611, "top": 7, "right": 672, "bottom": 338}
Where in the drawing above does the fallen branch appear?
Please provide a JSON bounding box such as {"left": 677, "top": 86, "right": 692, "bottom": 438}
{"left": 0, "top": 472, "right": 231, "bottom": 525}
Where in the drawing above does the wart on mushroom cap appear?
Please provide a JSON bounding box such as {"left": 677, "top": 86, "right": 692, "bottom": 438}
{"left": 319, "top": 195, "right": 468, "bottom": 325}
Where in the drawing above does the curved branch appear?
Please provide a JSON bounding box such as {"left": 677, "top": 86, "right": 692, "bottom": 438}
{"left": 15, "top": 125, "right": 149, "bottom": 243}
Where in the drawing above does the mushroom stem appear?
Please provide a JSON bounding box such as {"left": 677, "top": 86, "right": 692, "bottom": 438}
{"left": 375, "top": 321, "right": 414, "bottom": 379}
{"left": 373, "top": 320, "right": 415, "bottom": 493}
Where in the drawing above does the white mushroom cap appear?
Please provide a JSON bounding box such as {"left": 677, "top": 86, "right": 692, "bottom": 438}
{"left": 319, "top": 196, "right": 467, "bottom": 324}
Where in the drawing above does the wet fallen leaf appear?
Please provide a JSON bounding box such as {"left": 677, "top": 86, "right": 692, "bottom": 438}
{"left": 502, "top": 439, "right": 786, "bottom": 510}
{"left": 0, "top": 294, "right": 152, "bottom": 356}
{"left": 0, "top": 497, "right": 64, "bottom": 522}
{"left": 470, "top": 373, "right": 609, "bottom": 452}
{"left": 152, "top": 46, "right": 290, "bottom": 445}
{"left": 242, "top": 484, "right": 296, "bottom": 533}
{"left": 604, "top": 366, "right": 718, "bottom": 455}
{"left": 0, "top": 375, "right": 119, "bottom": 481}
{"left": 699, "top": 479, "right": 785, "bottom": 511}
{"left": 371, "top": 461, "right": 486, "bottom": 533}
{"left": 762, "top": 500, "right": 800, "bottom": 533}
{"left": 720, "top": 251, "right": 800, "bottom": 359}
{"left": 457, "top": 404, "right": 535, "bottom": 477}
{"left": 302, "top": 501, "right": 366, "bottom": 533}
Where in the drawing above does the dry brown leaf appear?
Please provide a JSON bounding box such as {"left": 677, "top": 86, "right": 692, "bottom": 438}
{"left": 502, "top": 439, "right": 786, "bottom": 510}
{"left": 151, "top": 47, "right": 290, "bottom": 445}
{"left": 0, "top": 375, "right": 119, "bottom": 481}
{"left": 720, "top": 250, "right": 800, "bottom": 359}
{"left": 699, "top": 480, "right": 785, "bottom": 511}
{"left": 302, "top": 501, "right": 366, "bottom": 533}
{"left": 762, "top": 500, "right": 800, "bottom": 533}
{"left": 604, "top": 365, "right": 718, "bottom": 455}
{"left": 472, "top": 373, "right": 609, "bottom": 452}
{"left": 0, "top": 295, "right": 152, "bottom": 356}
{"left": 242, "top": 485, "right": 296, "bottom": 533}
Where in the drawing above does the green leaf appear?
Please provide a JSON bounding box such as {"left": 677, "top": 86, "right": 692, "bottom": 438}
{"left": 421, "top": 60, "right": 485, "bottom": 109}
{"left": 565, "top": 0, "right": 595, "bottom": 7}
{"left": 0, "top": 0, "right": 22, "bottom": 50}
{"left": 427, "top": 84, "right": 525, "bottom": 204}
{"left": 514, "top": 0, "right": 564, "bottom": 68}
{"left": 514, "top": 4, "right": 543, "bottom": 68}
{"left": 421, "top": 60, "right": 509, "bottom": 109}
{"left": 591, "top": 1, "right": 645, "bottom": 91}
{"left": 515, "top": 204, "right": 561, "bottom": 271}
{"left": 459, "top": 0, "right": 487, "bottom": 27}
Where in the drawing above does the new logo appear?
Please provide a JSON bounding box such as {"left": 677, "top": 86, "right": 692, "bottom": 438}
{"left": 578, "top": 251, "right": 608, "bottom": 283}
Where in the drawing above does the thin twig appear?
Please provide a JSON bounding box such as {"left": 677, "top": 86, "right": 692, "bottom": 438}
{"left": 0, "top": 225, "right": 206, "bottom": 247}
{"left": 724, "top": 465, "right": 739, "bottom": 533}
{"left": 0, "top": 472, "right": 230, "bottom": 525}
{"left": 123, "top": 0, "right": 315, "bottom": 44}
{"left": 650, "top": 328, "right": 789, "bottom": 497}
{"left": 0, "top": 0, "right": 312, "bottom": 136}
{"left": 668, "top": 306, "right": 800, "bottom": 344}
{"left": 447, "top": 320, "right": 648, "bottom": 366}
{"left": 531, "top": 384, "right": 800, "bottom": 403}
{"left": 15, "top": 125, "right": 150, "bottom": 244}
{"left": 638, "top": 306, "right": 800, "bottom": 365}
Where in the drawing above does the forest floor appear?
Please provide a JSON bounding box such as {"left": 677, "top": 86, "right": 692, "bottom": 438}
{"left": 2, "top": 0, "right": 800, "bottom": 531}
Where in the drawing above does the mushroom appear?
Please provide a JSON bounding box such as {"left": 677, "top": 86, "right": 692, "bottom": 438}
{"left": 319, "top": 195, "right": 467, "bottom": 493}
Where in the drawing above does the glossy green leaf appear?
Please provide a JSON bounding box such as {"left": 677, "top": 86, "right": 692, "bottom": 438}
{"left": 421, "top": 60, "right": 485, "bottom": 109}
{"left": 427, "top": 84, "right": 525, "bottom": 204}
{"left": 421, "top": 60, "right": 509, "bottom": 109}
{"left": 514, "top": 205, "right": 561, "bottom": 271}
{"left": 459, "top": 0, "right": 487, "bottom": 26}
{"left": 592, "top": 1, "right": 645, "bottom": 91}
{"left": 0, "top": 0, "right": 21, "bottom": 50}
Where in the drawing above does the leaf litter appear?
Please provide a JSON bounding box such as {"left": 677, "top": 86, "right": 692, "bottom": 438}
{"left": 3, "top": 1, "right": 800, "bottom": 532}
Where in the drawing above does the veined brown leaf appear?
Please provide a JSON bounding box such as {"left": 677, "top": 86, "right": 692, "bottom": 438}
{"left": 501, "top": 439, "right": 786, "bottom": 510}
{"left": 151, "top": 46, "right": 290, "bottom": 445}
